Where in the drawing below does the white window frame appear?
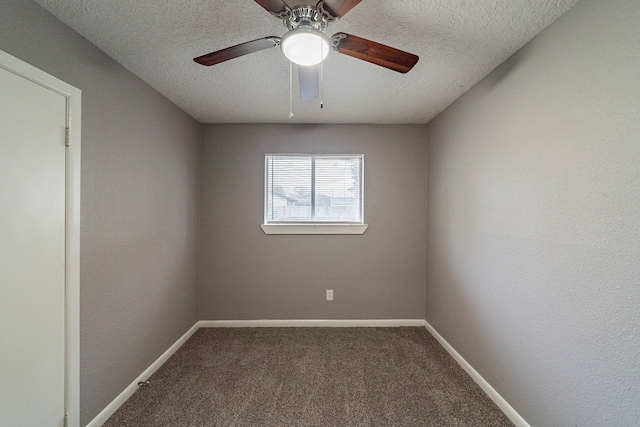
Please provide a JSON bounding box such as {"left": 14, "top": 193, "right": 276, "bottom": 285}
{"left": 261, "top": 154, "right": 368, "bottom": 235}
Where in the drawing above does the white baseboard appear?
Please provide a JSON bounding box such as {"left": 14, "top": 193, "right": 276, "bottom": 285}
{"left": 86, "top": 322, "right": 200, "bottom": 427}
{"left": 423, "top": 321, "right": 530, "bottom": 427}
{"left": 198, "top": 319, "right": 426, "bottom": 328}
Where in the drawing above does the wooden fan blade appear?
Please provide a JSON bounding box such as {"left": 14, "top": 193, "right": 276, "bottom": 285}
{"left": 298, "top": 65, "right": 320, "bottom": 101}
{"left": 194, "top": 37, "right": 280, "bottom": 66}
{"left": 332, "top": 33, "right": 419, "bottom": 73}
{"left": 320, "top": 0, "right": 362, "bottom": 18}
{"left": 254, "top": 0, "right": 290, "bottom": 15}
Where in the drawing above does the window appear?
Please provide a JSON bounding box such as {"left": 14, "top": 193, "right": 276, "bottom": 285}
{"left": 262, "top": 154, "right": 367, "bottom": 235}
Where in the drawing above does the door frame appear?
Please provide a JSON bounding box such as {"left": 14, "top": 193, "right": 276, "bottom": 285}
{"left": 0, "top": 50, "right": 81, "bottom": 427}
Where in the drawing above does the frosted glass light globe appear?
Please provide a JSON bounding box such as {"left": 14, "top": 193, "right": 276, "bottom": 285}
{"left": 281, "top": 28, "right": 330, "bottom": 66}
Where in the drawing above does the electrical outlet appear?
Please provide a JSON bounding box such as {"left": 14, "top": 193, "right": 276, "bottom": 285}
{"left": 326, "top": 289, "right": 333, "bottom": 301}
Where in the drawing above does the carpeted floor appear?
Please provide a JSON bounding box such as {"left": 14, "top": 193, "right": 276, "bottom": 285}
{"left": 104, "top": 327, "right": 514, "bottom": 426}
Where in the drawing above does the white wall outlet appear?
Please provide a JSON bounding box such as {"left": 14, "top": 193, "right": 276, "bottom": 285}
{"left": 326, "top": 289, "right": 333, "bottom": 301}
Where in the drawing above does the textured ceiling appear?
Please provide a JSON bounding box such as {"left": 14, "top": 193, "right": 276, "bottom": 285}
{"left": 34, "top": 0, "right": 579, "bottom": 124}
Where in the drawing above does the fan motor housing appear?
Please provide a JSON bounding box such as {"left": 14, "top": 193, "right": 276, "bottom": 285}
{"left": 285, "top": 5, "right": 328, "bottom": 32}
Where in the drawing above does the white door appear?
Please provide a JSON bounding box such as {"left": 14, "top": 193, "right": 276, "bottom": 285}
{"left": 0, "top": 66, "right": 67, "bottom": 426}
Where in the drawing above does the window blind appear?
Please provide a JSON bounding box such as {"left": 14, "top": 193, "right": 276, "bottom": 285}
{"left": 265, "top": 154, "right": 363, "bottom": 224}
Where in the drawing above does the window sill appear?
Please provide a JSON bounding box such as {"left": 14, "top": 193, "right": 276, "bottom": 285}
{"left": 261, "top": 224, "right": 368, "bottom": 235}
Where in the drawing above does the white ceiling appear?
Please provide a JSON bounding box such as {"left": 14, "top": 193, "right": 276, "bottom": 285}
{"left": 34, "top": 0, "right": 579, "bottom": 124}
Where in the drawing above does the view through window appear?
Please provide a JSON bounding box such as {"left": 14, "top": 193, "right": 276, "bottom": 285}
{"left": 265, "top": 154, "right": 363, "bottom": 224}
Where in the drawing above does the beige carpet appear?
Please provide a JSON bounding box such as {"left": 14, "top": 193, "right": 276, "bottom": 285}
{"left": 104, "top": 327, "right": 514, "bottom": 426}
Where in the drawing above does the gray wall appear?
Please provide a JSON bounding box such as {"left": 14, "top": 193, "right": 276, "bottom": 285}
{"left": 200, "top": 124, "right": 426, "bottom": 320}
{"left": 0, "top": 1, "right": 201, "bottom": 424}
{"left": 425, "top": 0, "right": 640, "bottom": 425}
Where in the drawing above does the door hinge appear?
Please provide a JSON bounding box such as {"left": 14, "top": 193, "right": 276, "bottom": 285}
{"left": 64, "top": 413, "right": 69, "bottom": 427}
{"left": 65, "top": 127, "right": 71, "bottom": 147}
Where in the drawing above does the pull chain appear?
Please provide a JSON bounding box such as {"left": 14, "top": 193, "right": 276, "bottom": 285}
{"left": 320, "top": 42, "right": 324, "bottom": 109}
{"left": 288, "top": 61, "right": 294, "bottom": 119}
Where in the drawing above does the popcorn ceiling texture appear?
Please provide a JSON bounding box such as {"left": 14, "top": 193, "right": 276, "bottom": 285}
{"left": 34, "top": 0, "right": 579, "bottom": 124}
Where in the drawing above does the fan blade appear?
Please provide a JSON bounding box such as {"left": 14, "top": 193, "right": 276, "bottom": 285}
{"left": 320, "top": 0, "right": 362, "bottom": 18}
{"left": 298, "top": 65, "right": 320, "bottom": 101}
{"left": 194, "top": 37, "right": 280, "bottom": 66}
{"left": 254, "top": 0, "right": 290, "bottom": 16}
{"left": 331, "top": 33, "right": 419, "bottom": 73}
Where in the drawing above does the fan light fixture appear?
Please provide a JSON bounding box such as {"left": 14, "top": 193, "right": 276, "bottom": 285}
{"left": 281, "top": 28, "right": 330, "bottom": 66}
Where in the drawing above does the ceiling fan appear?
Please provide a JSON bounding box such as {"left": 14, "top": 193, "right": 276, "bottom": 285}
{"left": 193, "top": 0, "right": 419, "bottom": 101}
